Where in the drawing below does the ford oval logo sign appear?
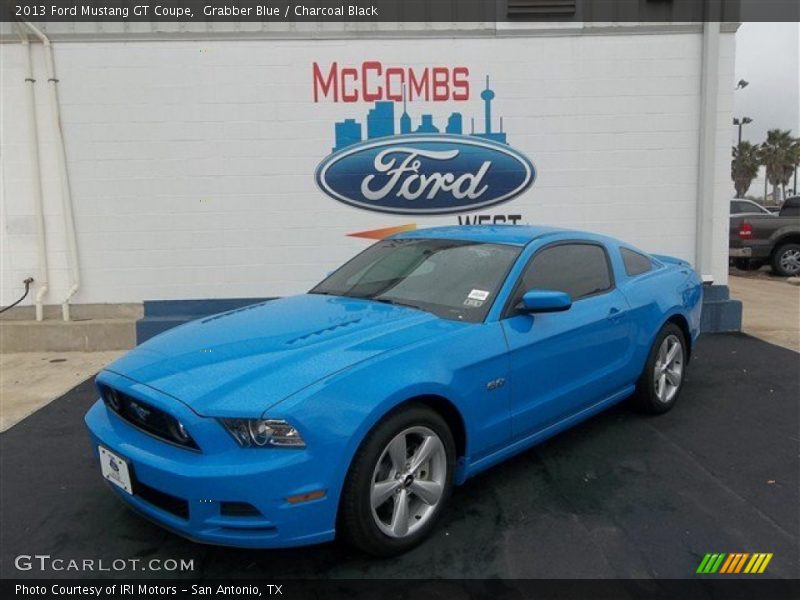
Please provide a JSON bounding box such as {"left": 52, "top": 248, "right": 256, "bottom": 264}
{"left": 316, "top": 135, "right": 535, "bottom": 215}
{"left": 314, "top": 75, "right": 536, "bottom": 215}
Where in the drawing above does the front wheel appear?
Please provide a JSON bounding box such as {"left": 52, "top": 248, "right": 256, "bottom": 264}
{"left": 338, "top": 405, "right": 455, "bottom": 556}
{"left": 771, "top": 243, "right": 800, "bottom": 277}
{"left": 630, "top": 323, "right": 687, "bottom": 414}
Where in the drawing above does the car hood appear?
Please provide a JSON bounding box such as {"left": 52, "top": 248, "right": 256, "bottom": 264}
{"left": 105, "top": 294, "right": 458, "bottom": 416}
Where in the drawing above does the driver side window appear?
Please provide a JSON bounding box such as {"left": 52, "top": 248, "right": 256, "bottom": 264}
{"left": 508, "top": 243, "right": 613, "bottom": 313}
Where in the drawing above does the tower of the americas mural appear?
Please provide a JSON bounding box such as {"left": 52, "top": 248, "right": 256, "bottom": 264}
{"left": 330, "top": 75, "right": 508, "bottom": 152}
{"left": 400, "top": 86, "right": 412, "bottom": 135}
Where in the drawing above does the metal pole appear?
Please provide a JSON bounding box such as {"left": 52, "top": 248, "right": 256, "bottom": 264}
{"left": 734, "top": 123, "right": 743, "bottom": 199}
{"left": 695, "top": 21, "right": 720, "bottom": 284}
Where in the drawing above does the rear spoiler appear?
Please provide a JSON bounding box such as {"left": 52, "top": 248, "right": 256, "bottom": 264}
{"left": 651, "top": 254, "right": 691, "bottom": 269}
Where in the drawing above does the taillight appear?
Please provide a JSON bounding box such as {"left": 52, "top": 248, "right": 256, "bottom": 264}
{"left": 739, "top": 223, "right": 753, "bottom": 239}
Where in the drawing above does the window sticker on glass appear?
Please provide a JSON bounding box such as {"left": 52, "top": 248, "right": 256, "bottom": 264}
{"left": 464, "top": 298, "right": 484, "bottom": 308}
{"left": 468, "top": 289, "right": 490, "bottom": 301}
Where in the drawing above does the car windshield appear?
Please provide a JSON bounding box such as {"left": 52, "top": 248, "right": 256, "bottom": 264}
{"left": 310, "top": 238, "right": 521, "bottom": 322}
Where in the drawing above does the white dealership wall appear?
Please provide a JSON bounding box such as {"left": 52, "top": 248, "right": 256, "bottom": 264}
{"left": 0, "top": 24, "right": 735, "bottom": 307}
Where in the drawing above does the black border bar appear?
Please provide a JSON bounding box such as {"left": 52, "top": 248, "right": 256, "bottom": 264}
{"left": 3, "top": 578, "right": 800, "bottom": 600}
{"left": 4, "top": 0, "right": 800, "bottom": 23}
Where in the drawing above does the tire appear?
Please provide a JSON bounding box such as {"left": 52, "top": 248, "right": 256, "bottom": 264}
{"left": 338, "top": 404, "right": 455, "bottom": 557}
{"left": 630, "top": 323, "right": 688, "bottom": 415}
{"left": 771, "top": 243, "right": 800, "bottom": 277}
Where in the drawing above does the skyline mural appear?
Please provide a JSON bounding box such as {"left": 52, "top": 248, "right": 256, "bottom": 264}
{"left": 331, "top": 76, "right": 508, "bottom": 153}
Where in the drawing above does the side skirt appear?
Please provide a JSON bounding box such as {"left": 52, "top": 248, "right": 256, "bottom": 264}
{"left": 460, "top": 385, "right": 635, "bottom": 482}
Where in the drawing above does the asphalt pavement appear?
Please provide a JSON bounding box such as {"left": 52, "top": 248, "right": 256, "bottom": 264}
{"left": 1, "top": 333, "right": 797, "bottom": 580}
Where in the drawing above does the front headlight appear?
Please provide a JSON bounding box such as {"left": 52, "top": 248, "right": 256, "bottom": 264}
{"left": 219, "top": 418, "right": 306, "bottom": 448}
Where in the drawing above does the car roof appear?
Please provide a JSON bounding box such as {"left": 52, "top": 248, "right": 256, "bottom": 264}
{"left": 391, "top": 225, "right": 572, "bottom": 246}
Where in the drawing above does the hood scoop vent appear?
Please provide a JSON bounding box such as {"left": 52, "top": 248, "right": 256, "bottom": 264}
{"left": 285, "top": 318, "right": 363, "bottom": 346}
{"left": 200, "top": 301, "right": 271, "bottom": 324}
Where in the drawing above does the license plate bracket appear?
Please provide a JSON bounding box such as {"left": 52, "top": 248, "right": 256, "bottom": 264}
{"left": 99, "top": 446, "right": 134, "bottom": 495}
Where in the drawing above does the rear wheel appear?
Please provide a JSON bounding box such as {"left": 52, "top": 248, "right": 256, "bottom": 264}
{"left": 771, "top": 243, "right": 800, "bottom": 277}
{"left": 631, "top": 323, "right": 687, "bottom": 414}
{"left": 338, "top": 405, "right": 455, "bottom": 556}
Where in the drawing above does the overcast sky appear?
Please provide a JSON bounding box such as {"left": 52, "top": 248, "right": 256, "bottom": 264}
{"left": 734, "top": 22, "right": 800, "bottom": 145}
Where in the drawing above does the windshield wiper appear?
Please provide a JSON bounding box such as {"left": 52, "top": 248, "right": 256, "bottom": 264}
{"left": 372, "top": 297, "right": 424, "bottom": 311}
{"left": 311, "top": 290, "right": 354, "bottom": 297}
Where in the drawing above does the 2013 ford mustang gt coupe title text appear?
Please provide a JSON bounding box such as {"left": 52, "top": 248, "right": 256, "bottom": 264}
{"left": 85, "top": 226, "right": 702, "bottom": 556}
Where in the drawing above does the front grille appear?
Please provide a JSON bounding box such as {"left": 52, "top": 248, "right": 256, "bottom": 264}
{"left": 101, "top": 386, "right": 200, "bottom": 451}
{"left": 136, "top": 481, "right": 189, "bottom": 519}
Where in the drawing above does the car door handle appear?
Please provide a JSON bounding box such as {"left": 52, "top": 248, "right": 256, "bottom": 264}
{"left": 607, "top": 307, "right": 623, "bottom": 322}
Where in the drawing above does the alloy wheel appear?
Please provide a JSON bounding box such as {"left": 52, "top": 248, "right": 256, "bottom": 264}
{"left": 653, "top": 334, "right": 684, "bottom": 403}
{"left": 779, "top": 248, "right": 800, "bottom": 275}
{"left": 370, "top": 426, "right": 447, "bottom": 538}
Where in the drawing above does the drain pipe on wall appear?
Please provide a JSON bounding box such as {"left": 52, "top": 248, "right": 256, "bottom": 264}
{"left": 19, "top": 20, "right": 80, "bottom": 321}
{"left": 16, "top": 22, "right": 49, "bottom": 321}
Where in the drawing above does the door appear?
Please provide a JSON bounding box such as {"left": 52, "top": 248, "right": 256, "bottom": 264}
{"left": 500, "top": 242, "right": 634, "bottom": 439}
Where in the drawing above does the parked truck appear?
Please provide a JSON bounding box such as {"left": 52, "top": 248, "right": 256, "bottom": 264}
{"left": 729, "top": 196, "right": 800, "bottom": 276}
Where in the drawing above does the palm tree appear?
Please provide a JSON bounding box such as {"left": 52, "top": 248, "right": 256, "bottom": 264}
{"left": 731, "top": 141, "right": 761, "bottom": 198}
{"left": 780, "top": 138, "right": 800, "bottom": 198}
{"left": 758, "top": 129, "right": 799, "bottom": 203}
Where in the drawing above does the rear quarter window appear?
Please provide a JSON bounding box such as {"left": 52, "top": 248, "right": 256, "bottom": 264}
{"left": 621, "top": 248, "right": 653, "bottom": 277}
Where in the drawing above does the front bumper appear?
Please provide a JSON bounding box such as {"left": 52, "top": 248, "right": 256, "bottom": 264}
{"left": 84, "top": 378, "right": 336, "bottom": 548}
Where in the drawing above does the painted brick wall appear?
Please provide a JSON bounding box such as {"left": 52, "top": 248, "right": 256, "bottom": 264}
{"left": 0, "top": 31, "right": 735, "bottom": 306}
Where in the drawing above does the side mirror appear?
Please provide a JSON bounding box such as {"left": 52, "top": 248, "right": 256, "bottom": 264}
{"left": 520, "top": 289, "right": 572, "bottom": 313}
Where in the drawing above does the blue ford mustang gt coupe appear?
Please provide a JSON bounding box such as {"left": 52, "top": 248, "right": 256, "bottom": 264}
{"left": 86, "top": 225, "right": 702, "bottom": 556}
